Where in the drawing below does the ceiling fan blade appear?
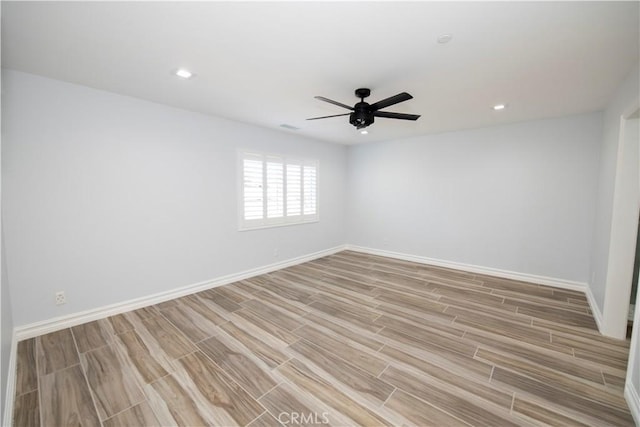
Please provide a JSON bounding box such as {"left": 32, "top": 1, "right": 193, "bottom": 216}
{"left": 307, "top": 113, "right": 351, "bottom": 120}
{"left": 370, "top": 92, "right": 413, "bottom": 111}
{"left": 314, "top": 96, "right": 354, "bottom": 110}
{"left": 374, "top": 111, "right": 421, "bottom": 121}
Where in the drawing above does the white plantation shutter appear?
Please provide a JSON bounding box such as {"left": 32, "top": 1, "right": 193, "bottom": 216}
{"left": 303, "top": 164, "right": 317, "bottom": 215}
{"left": 286, "top": 163, "right": 302, "bottom": 217}
{"left": 242, "top": 156, "right": 264, "bottom": 221}
{"left": 240, "top": 151, "right": 318, "bottom": 230}
{"left": 266, "top": 159, "right": 284, "bottom": 218}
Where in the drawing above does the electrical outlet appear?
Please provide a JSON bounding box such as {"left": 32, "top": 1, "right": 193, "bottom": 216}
{"left": 274, "top": 248, "right": 279, "bottom": 258}
{"left": 55, "top": 291, "right": 66, "bottom": 305}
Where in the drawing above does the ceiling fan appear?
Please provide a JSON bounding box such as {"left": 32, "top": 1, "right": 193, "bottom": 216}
{"left": 307, "top": 88, "right": 420, "bottom": 130}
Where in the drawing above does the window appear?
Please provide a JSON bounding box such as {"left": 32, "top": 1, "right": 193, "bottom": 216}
{"left": 239, "top": 151, "right": 318, "bottom": 230}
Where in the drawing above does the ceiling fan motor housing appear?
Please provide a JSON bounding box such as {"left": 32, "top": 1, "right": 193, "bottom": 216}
{"left": 350, "top": 102, "right": 375, "bottom": 129}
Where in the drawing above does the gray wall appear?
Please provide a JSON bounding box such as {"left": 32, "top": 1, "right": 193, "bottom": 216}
{"left": 2, "top": 70, "right": 347, "bottom": 326}
{"left": 590, "top": 65, "right": 640, "bottom": 313}
{"left": 347, "top": 112, "right": 602, "bottom": 283}
{"left": 1, "top": 4, "right": 15, "bottom": 413}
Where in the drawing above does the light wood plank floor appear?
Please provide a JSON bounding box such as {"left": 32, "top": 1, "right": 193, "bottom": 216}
{"left": 13, "top": 251, "right": 635, "bottom": 426}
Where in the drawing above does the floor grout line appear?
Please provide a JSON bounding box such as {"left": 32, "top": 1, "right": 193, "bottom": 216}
{"left": 35, "top": 338, "right": 43, "bottom": 427}
{"left": 376, "top": 362, "right": 391, "bottom": 379}
{"left": 244, "top": 410, "right": 268, "bottom": 427}
{"left": 256, "top": 381, "right": 282, "bottom": 401}
{"left": 100, "top": 399, "right": 143, "bottom": 424}
{"left": 70, "top": 328, "right": 106, "bottom": 426}
{"left": 380, "top": 386, "right": 398, "bottom": 407}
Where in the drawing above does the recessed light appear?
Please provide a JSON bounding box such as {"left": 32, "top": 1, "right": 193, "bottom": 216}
{"left": 493, "top": 104, "right": 506, "bottom": 110}
{"left": 175, "top": 69, "right": 193, "bottom": 79}
{"left": 437, "top": 34, "right": 453, "bottom": 44}
{"left": 360, "top": 130, "right": 368, "bottom": 135}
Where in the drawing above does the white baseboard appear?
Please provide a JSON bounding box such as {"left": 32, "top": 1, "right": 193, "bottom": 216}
{"left": 3, "top": 331, "right": 17, "bottom": 427}
{"left": 14, "top": 244, "right": 346, "bottom": 341}
{"left": 13, "top": 244, "right": 594, "bottom": 341}
{"left": 626, "top": 382, "right": 640, "bottom": 427}
{"left": 585, "top": 284, "right": 604, "bottom": 333}
{"left": 345, "top": 245, "right": 588, "bottom": 292}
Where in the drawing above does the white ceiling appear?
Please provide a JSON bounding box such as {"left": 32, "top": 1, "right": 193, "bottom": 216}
{"left": 2, "top": 1, "right": 639, "bottom": 145}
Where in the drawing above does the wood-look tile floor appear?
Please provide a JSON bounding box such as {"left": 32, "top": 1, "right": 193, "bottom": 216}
{"left": 13, "top": 251, "right": 635, "bottom": 426}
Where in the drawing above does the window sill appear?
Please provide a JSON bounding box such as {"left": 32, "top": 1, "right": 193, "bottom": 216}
{"left": 238, "top": 219, "right": 319, "bottom": 232}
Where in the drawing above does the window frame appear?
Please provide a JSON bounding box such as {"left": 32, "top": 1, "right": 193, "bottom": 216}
{"left": 238, "top": 150, "right": 319, "bottom": 231}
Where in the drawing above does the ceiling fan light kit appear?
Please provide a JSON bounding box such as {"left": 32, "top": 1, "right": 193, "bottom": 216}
{"left": 308, "top": 88, "right": 421, "bottom": 130}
